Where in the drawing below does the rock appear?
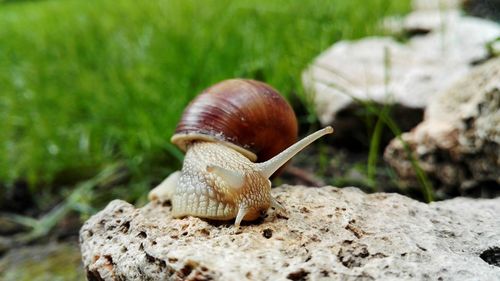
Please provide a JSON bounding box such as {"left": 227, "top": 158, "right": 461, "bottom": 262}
{"left": 303, "top": 37, "right": 428, "bottom": 126}
{"left": 0, "top": 242, "right": 83, "bottom": 281}
{"left": 80, "top": 185, "right": 500, "bottom": 281}
{"left": 384, "top": 57, "right": 500, "bottom": 197}
{"left": 303, "top": 14, "right": 500, "bottom": 127}
{"left": 408, "top": 14, "right": 500, "bottom": 64}
{"left": 402, "top": 10, "right": 460, "bottom": 34}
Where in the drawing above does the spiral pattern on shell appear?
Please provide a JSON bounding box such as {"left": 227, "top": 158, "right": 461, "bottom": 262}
{"left": 171, "top": 79, "right": 298, "bottom": 162}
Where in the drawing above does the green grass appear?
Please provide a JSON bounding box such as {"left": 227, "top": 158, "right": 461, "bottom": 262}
{"left": 0, "top": 0, "right": 411, "bottom": 196}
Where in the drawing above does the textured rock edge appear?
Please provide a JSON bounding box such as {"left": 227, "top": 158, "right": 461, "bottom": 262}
{"left": 80, "top": 185, "right": 500, "bottom": 280}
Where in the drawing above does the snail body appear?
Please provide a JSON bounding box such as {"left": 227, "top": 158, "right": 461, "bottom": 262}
{"left": 149, "top": 79, "right": 333, "bottom": 226}
{"left": 173, "top": 141, "right": 271, "bottom": 222}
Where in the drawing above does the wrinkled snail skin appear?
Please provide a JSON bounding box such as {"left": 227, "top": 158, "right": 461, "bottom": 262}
{"left": 147, "top": 79, "right": 333, "bottom": 227}
{"left": 172, "top": 141, "right": 271, "bottom": 222}
{"left": 149, "top": 126, "right": 334, "bottom": 227}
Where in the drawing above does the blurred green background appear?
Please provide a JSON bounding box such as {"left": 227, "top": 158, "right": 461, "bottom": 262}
{"left": 0, "top": 0, "right": 412, "bottom": 279}
{"left": 1, "top": 0, "right": 410, "bottom": 206}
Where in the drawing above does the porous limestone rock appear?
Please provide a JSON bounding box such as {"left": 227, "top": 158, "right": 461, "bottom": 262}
{"left": 384, "top": 57, "right": 500, "bottom": 196}
{"left": 80, "top": 185, "right": 500, "bottom": 281}
{"left": 303, "top": 10, "right": 500, "bottom": 126}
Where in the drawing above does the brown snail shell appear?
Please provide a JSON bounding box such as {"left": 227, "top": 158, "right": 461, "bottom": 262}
{"left": 171, "top": 78, "right": 298, "bottom": 162}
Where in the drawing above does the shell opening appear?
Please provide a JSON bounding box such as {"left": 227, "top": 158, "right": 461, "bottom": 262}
{"left": 171, "top": 133, "right": 258, "bottom": 161}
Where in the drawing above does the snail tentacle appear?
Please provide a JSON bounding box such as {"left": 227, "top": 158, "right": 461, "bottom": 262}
{"left": 235, "top": 205, "right": 248, "bottom": 227}
{"left": 257, "top": 126, "right": 334, "bottom": 178}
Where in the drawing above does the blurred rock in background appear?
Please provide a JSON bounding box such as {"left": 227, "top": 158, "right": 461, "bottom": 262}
{"left": 384, "top": 57, "right": 500, "bottom": 198}
{"left": 303, "top": 2, "right": 499, "bottom": 131}
{"left": 303, "top": 0, "right": 500, "bottom": 197}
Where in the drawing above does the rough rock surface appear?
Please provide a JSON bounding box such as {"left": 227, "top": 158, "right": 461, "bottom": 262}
{"left": 80, "top": 185, "right": 500, "bottom": 281}
{"left": 303, "top": 10, "right": 500, "bottom": 126}
{"left": 384, "top": 57, "right": 500, "bottom": 197}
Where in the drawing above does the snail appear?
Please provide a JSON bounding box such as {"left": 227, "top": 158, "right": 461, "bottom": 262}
{"left": 149, "top": 79, "right": 333, "bottom": 227}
